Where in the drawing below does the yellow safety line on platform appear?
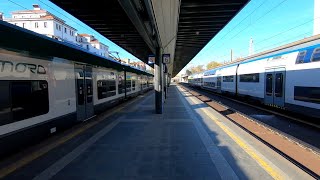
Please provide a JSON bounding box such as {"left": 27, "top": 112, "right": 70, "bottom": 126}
{"left": 0, "top": 93, "right": 150, "bottom": 179}
{"left": 185, "top": 89, "right": 284, "bottom": 180}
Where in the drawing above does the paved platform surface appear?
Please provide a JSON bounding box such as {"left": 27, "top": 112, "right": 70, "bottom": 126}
{"left": 3, "top": 85, "right": 313, "bottom": 180}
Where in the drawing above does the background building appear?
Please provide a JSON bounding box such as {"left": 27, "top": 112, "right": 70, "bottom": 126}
{"left": 77, "top": 34, "right": 109, "bottom": 58}
{"left": 4, "top": 4, "right": 77, "bottom": 44}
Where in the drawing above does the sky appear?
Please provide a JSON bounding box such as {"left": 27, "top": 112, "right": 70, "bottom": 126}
{"left": 0, "top": 0, "right": 316, "bottom": 75}
{"left": 180, "top": 0, "right": 315, "bottom": 75}
{"left": 0, "top": 0, "right": 142, "bottom": 62}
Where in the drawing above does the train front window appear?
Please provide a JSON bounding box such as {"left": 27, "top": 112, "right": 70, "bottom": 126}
{"left": 311, "top": 48, "right": 320, "bottom": 62}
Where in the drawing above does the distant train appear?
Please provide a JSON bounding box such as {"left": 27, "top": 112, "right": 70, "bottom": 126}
{"left": 0, "top": 20, "right": 155, "bottom": 156}
{"left": 188, "top": 36, "right": 320, "bottom": 118}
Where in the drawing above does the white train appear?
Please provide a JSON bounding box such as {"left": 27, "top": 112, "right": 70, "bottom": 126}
{"left": 188, "top": 36, "right": 320, "bottom": 118}
{"left": 0, "top": 21, "right": 153, "bottom": 156}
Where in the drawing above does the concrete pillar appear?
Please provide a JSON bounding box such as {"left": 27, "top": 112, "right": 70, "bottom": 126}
{"left": 155, "top": 47, "right": 163, "bottom": 114}
{"left": 124, "top": 70, "right": 127, "bottom": 99}
{"left": 314, "top": 0, "right": 320, "bottom": 35}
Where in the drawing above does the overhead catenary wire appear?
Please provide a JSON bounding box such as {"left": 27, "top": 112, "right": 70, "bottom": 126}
{"left": 211, "top": 17, "right": 316, "bottom": 63}
{"left": 195, "top": 0, "right": 290, "bottom": 63}
{"left": 194, "top": 0, "right": 269, "bottom": 61}
{"left": 7, "top": 0, "right": 142, "bottom": 62}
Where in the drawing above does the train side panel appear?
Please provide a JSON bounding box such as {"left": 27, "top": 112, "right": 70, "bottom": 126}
{"left": 285, "top": 49, "right": 320, "bottom": 116}
{"left": 220, "top": 65, "right": 237, "bottom": 94}
{"left": 0, "top": 53, "right": 77, "bottom": 136}
{"left": 237, "top": 58, "right": 267, "bottom": 100}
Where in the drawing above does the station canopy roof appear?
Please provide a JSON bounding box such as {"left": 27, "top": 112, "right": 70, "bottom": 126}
{"left": 50, "top": 0, "right": 249, "bottom": 76}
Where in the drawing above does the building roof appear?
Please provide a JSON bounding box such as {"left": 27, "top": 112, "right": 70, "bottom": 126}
{"left": 78, "top": 33, "right": 92, "bottom": 37}
{"left": 40, "top": 15, "right": 54, "bottom": 20}
{"left": 90, "top": 39, "right": 99, "bottom": 43}
{"left": 11, "top": 10, "right": 47, "bottom": 14}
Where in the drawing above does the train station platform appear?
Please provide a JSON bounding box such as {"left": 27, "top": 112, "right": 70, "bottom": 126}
{"left": 1, "top": 85, "right": 312, "bottom": 180}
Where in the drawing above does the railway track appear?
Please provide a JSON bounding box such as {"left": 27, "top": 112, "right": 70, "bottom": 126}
{"left": 179, "top": 83, "right": 320, "bottom": 179}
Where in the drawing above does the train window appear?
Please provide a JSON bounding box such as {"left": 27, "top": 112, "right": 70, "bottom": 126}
{"left": 294, "top": 86, "right": 320, "bottom": 104}
{"left": 223, "top": 76, "right": 234, "bottom": 82}
{"left": 272, "top": 56, "right": 282, "bottom": 60}
{"left": 0, "top": 81, "right": 11, "bottom": 125}
{"left": 97, "top": 80, "right": 116, "bottom": 99}
{"left": 266, "top": 74, "right": 273, "bottom": 95}
{"left": 126, "top": 80, "right": 131, "bottom": 92}
{"left": 118, "top": 74, "right": 125, "bottom": 94}
{"left": 86, "top": 80, "right": 93, "bottom": 103}
{"left": 274, "top": 73, "right": 283, "bottom": 97}
{"left": 132, "top": 80, "right": 136, "bottom": 91}
{"left": 295, "top": 51, "right": 306, "bottom": 64}
{"left": 240, "top": 73, "right": 259, "bottom": 82}
{"left": 11, "top": 81, "right": 49, "bottom": 121}
{"left": 311, "top": 48, "right": 320, "bottom": 62}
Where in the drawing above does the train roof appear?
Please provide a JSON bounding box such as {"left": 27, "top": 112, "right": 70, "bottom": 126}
{"left": 0, "top": 21, "right": 153, "bottom": 77}
{"left": 196, "top": 34, "right": 320, "bottom": 77}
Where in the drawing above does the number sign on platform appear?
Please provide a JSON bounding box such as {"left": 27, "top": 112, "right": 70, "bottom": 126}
{"left": 162, "top": 54, "right": 170, "bottom": 64}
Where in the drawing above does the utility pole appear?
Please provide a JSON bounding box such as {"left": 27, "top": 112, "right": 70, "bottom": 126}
{"left": 230, "top": 49, "right": 233, "bottom": 62}
{"left": 249, "top": 37, "right": 254, "bottom": 56}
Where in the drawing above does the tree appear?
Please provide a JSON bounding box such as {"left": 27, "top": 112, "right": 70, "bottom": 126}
{"left": 185, "top": 69, "right": 192, "bottom": 76}
{"left": 188, "top": 65, "right": 204, "bottom": 74}
{"left": 206, "top": 61, "right": 221, "bottom": 70}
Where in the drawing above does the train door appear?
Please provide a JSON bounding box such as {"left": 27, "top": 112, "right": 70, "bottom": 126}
{"left": 264, "top": 68, "right": 285, "bottom": 107}
{"left": 75, "top": 64, "right": 94, "bottom": 121}
{"left": 217, "top": 76, "right": 222, "bottom": 92}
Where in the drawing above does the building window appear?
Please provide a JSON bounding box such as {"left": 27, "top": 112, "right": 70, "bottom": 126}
{"left": 311, "top": 48, "right": 320, "bottom": 62}
{"left": 0, "top": 80, "right": 49, "bottom": 126}
{"left": 240, "top": 73, "right": 259, "bottom": 82}
{"left": 59, "top": 25, "right": 61, "bottom": 31}
{"left": 44, "top": 22, "right": 47, "bottom": 28}
{"left": 64, "top": 27, "right": 67, "bottom": 33}
{"left": 56, "top": 24, "right": 58, "bottom": 30}
{"left": 86, "top": 45, "right": 89, "bottom": 50}
{"left": 35, "top": 22, "right": 39, "bottom": 28}
{"left": 294, "top": 86, "right": 320, "bottom": 104}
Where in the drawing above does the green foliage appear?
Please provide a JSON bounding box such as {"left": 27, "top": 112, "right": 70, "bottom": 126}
{"left": 206, "top": 61, "right": 221, "bottom": 70}
{"left": 185, "top": 69, "right": 192, "bottom": 75}
{"left": 188, "top": 65, "right": 204, "bottom": 74}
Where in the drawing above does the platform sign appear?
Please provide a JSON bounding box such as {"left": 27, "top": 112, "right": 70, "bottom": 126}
{"left": 162, "top": 54, "right": 170, "bottom": 64}
{"left": 148, "top": 55, "right": 155, "bottom": 64}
